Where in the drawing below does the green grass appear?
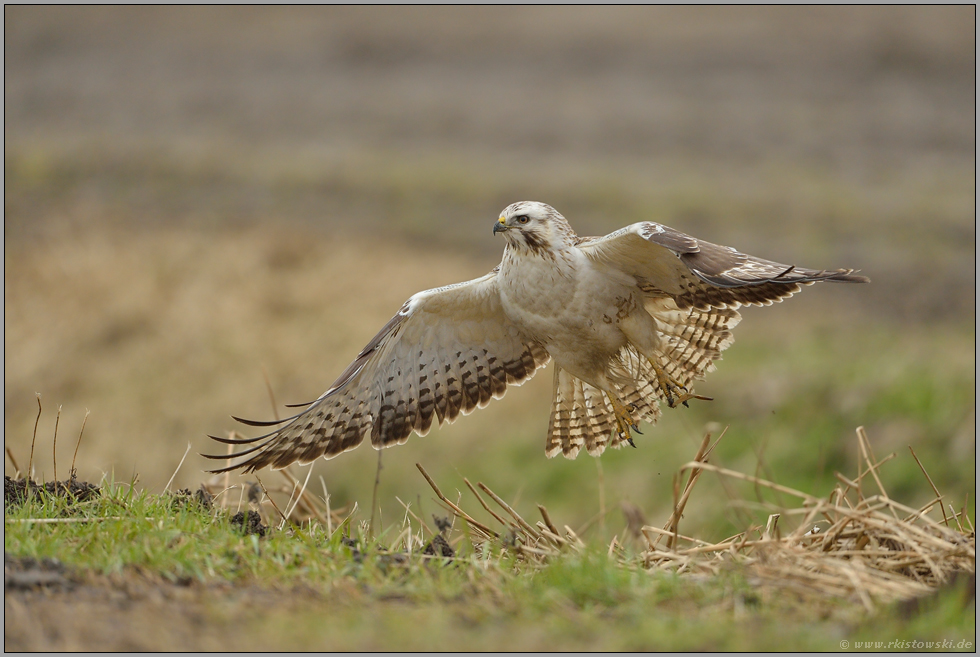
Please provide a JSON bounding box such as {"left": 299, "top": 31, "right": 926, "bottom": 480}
{"left": 5, "top": 475, "right": 974, "bottom": 651}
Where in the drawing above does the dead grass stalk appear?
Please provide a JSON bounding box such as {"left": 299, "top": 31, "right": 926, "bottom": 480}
{"left": 633, "top": 426, "right": 974, "bottom": 610}
{"left": 418, "top": 425, "right": 973, "bottom": 610}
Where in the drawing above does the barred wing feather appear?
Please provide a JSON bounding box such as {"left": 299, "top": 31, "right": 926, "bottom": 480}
{"left": 578, "top": 222, "right": 869, "bottom": 311}
{"left": 206, "top": 271, "right": 550, "bottom": 473}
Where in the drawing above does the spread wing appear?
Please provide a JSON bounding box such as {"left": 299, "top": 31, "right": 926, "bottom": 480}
{"left": 578, "top": 222, "right": 869, "bottom": 310}
{"left": 541, "top": 222, "right": 868, "bottom": 461}
{"left": 206, "top": 270, "right": 550, "bottom": 473}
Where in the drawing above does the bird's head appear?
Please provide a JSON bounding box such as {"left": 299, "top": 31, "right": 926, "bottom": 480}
{"left": 493, "top": 201, "right": 576, "bottom": 254}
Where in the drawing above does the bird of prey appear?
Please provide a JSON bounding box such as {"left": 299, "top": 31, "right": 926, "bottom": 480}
{"left": 207, "top": 201, "right": 868, "bottom": 473}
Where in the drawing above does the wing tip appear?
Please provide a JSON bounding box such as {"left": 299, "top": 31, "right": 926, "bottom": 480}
{"left": 231, "top": 414, "right": 292, "bottom": 427}
{"left": 828, "top": 270, "right": 870, "bottom": 284}
{"left": 207, "top": 432, "right": 267, "bottom": 445}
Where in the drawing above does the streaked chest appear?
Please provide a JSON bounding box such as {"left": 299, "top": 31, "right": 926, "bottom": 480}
{"left": 498, "top": 248, "right": 635, "bottom": 339}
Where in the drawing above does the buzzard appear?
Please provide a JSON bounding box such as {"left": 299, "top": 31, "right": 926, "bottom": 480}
{"left": 207, "top": 202, "right": 868, "bottom": 472}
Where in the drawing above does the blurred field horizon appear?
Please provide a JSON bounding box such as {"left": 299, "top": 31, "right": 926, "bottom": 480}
{"left": 5, "top": 6, "right": 975, "bottom": 540}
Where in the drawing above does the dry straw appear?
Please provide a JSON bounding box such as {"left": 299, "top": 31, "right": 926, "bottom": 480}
{"left": 418, "top": 426, "right": 974, "bottom": 611}
{"left": 205, "top": 421, "right": 973, "bottom": 611}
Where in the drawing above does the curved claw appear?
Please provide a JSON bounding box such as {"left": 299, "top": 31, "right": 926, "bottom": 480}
{"left": 650, "top": 359, "right": 714, "bottom": 409}
{"left": 677, "top": 392, "right": 714, "bottom": 409}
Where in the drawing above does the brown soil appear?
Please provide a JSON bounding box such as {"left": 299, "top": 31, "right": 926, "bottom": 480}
{"left": 4, "top": 475, "right": 101, "bottom": 509}
{"left": 169, "top": 485, "right": 215, "bottom": 512}
{"left": 229, "top": 509, "right": 268, "bottom": 536}
{"left": 4, "top": 561, "right": 326, "bottom": 651}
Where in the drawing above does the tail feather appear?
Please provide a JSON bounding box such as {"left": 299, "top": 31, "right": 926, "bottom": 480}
{"left": 546, "top": 365, "right": 661, "bottom": 459}
{"left": 582, "top": 381, "right": 613, "bottom": 456}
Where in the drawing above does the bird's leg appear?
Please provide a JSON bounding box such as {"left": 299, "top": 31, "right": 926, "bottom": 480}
{"left": 617, "top": 312, "right": 712, "bottom": 410}
{"left": 649, "top": 358, "right": 712, "bottom": 409}
{"left": 607, "top": 392, "right": 640, "bottom": 448}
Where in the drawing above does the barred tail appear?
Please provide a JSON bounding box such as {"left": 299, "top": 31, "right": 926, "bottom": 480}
{"left": 545, "top": 366, "right": 661, "bottom": 459}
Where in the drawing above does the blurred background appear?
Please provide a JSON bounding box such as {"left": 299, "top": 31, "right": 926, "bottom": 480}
{"left": 5, "top": 6, "right": 975, "bottom": 538}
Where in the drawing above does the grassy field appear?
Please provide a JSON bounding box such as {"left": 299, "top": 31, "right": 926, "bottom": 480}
{"left": 4, "top": 444, "right": 975, "bottom": 651}
{"left": 4, "top": 6, "right": 975, "bottom": 651}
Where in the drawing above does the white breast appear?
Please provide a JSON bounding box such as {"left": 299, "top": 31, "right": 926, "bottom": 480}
{"left": 498, "top": 246, "right": 638, "bottom": 377}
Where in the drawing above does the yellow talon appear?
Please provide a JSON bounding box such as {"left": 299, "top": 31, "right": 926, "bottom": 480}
{"left": 608, "top": 394, "right": 640, "bottom": 448}
{"left": 650, "top": 359, "right": 712, "bottom": 409}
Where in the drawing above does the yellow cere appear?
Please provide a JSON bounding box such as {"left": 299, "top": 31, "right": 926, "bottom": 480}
{"left": 499, "top": 216, "right": 506, "bottom": 224}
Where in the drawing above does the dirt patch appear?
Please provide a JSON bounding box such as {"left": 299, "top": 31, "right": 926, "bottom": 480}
{"left": 4, "top": 554, "right": 446, "bottom": 651}
{"left": 422, "top": 534, "right": 454, "bottom": 559}
{"left": 4, "top": 554, "right": 74, "bottom": 591}
{"left": 4, "top": 567, "right": 325, "bottom": 651}
{"left": 230, "top": 510, "right": 268, "bottom": 536}
{"left": 168, "top": 485, "right": 215, "bottom": 512}
{"left": 4, "top": 475, "right": 101, "bottom": 509}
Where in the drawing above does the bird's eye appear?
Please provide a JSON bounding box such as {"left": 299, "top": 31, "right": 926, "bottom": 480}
{"left": 516, "top": 215, "right": 530, "bottom": 224}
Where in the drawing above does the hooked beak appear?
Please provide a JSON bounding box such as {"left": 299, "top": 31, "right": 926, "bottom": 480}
{"left": 493, "top": 220, "right": 508, "bottom": 235}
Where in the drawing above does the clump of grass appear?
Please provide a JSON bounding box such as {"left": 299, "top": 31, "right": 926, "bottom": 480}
{"left": 419, "top": 426, "right": 974, "bottom": 614}
{"left": 642, "top": 428, "right": 973, "bottom": 611}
